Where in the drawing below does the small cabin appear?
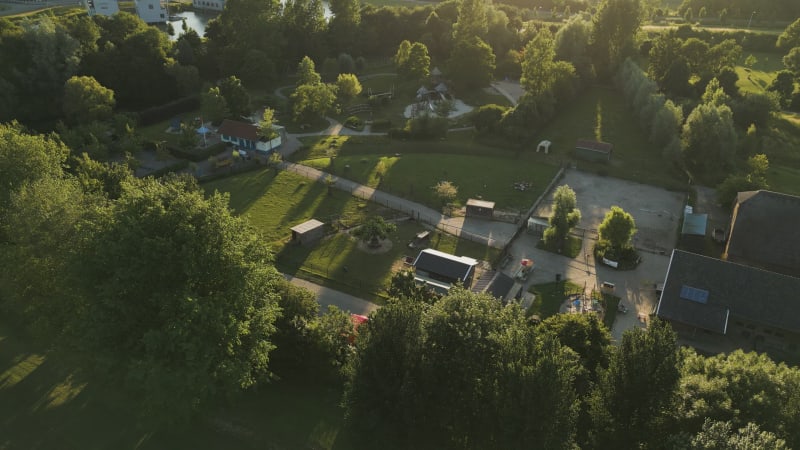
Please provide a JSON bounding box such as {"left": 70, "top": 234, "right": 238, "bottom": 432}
{"left": 575, "top": 139, "right": 613, "bottom": 162}
{"left": 290, "top": 219, "right": 325, "bottom": 246}
{"left": 465, "top": 199, "right": 495, "bottom": 219}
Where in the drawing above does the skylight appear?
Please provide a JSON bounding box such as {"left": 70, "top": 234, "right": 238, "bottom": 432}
{"left": 680, "top": 285, "right": 709, "bottom": 304}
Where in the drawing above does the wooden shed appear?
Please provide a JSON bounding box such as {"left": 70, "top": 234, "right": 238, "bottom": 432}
{"left": 574, "top": 139, "right": 613, "bottom": 162}
{"left": 465, "top": 198, "right": 495, "bottom": 219}
{"left": 290, "top": 219, "right": 325, "bottom": 246}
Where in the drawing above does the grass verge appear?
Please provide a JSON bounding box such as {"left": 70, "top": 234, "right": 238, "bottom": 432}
{"left": 528, "top": 280, "right": 583, "bottom": 319}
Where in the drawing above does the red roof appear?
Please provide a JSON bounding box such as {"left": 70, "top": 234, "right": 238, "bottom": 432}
{"left": 218, "top": 119, "right": 259, "bottom": 141}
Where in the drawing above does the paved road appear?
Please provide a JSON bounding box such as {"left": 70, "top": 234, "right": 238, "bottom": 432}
{"left": 284, "top": 274, "right": 380, "bottom": 316}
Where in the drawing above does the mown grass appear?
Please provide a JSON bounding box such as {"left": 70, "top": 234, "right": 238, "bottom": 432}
{"left": 202, "top": 168, "right": 499, "bottom": 300}
{"left": 536, "top": 235, "right": 583, "bottom": 258}
{"left": 735, "top": 51, "right": 785, "bottom": 94}
{"left": 528, "top": 280, "right": 583, "bottom": 319}
{"left": 294, "top": 133, "right": 561, "bottom": 211}
{"left": 0, "top": 321, "right": 348, "bottom": 450}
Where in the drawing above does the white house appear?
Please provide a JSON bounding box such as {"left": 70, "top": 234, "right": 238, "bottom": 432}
{"left": 85, "top": 0, "right": 119, "bottom": 16}
{"left": 193, "top": 0, "right": 225, "bottom": 11}
{"left": 135, "top": 0, "right": 167, "bottom": 23}
{"left": 218, "top": 119, "right": 282, "bottom": 155}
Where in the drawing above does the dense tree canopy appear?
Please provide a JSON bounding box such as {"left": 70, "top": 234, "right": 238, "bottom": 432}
{"left": 544, "top": 185, "right": 581, "bottom": 250}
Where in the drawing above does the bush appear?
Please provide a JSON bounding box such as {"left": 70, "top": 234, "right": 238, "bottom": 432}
{"left": 387, "top": 127, "right": 410, "bottom": 139}
{"left": 594, "top": 239, "right": 640, "bottom": 269}
{"left": 344, "top": 115, "right": 363, "bottom": 130}
{"left": 371, "top": 118, "right": 392, "bottom": 132}
{"left": 405, "top": 115, "right": 449, "bottom": 139}
{"left": 167, "top": 142, "right": 228, "bottom": 162}
{"left": 136, "top": 95, "right": 201, "bottom": 126}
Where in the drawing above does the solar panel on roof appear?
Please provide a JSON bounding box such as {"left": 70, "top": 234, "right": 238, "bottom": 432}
{"left": 680, "top": 285, "right": 709, "bottom": 304}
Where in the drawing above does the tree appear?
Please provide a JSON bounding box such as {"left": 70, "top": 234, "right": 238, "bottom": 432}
{"left": 555, "top": 16, "right": 594, "bottom": 81}
{"left": 732, "top": 92, "right": 780, "bottom": 128}
{"left": 777, "top": 18, "right": 800, "bottom": 50}
{"left": 452, "top": 0, "right": 489, "bottom": 43}
{"left": 769, "top": 71, "right": 796, "bottom": 107}
{"left": 258, "top": 107, "right": 278, "bottom": 143}
{"left": 447, "top": 37, "right": 495, "bottom": 91}
{"left": 435, "top": 99, "right": 455, "bottom": 118}
{"left": 543, "top": 185, "right": 581, "bottom": 250}
{"left": 80, "top": 177, "right": 284, "bottom": 421}
{"left": 689, "top": 420, "right": 789, "bottom": 450}
{"left": 296, "top": 55, "right": 322, "bottom": 87}
{"left": 744, "top": 54, "right": 758, "bottom": 69}
{"left": 681, "top": 103, "right": 737, "bottom": 176}
{"left": 591, "top": 0, "right": 643, "bottom": 77}
{"left": 328, "top": 0, "right": 360, "bottom": 51}
{"left": 387, "top": 270, "right": 441, "bottom": 304}
{"left": 321, "top": 57, "right": 339, "bottom": 82}
{"left": 716, "top": 154, "right": 769, "bottom": 207}
{"left": 0, "top": 123, "right": 69, "bottom": 213}
{"left": 179, "top": 122, "right": 199, "bottom": 151}
{"left": 590, "top": 319, "right": 680, "bottom": 448}
{"left": 353, "top": 216, "right": 397, "bottom": 247}
{"left": 336, "top": 73, "right": 362, "bottom": 104}
{"left": 471, "top": 104, "right": 507, "bottom": 134}
{"left": 702, "top": 78, "right": 731, "bottom": 107}
{"left": 219, "top": 76, "right": 251, "bottom": 119}
{"left": 282, "top": 0, "right": 326, "bottom": 63}
{"left": 433, "top": 180, "right": 458, "bottom": 205}
{"left": 291, "top": 82, "right": 337, "bottom": 121}
{"left": 598, "top": 206, "right": 636, "bottom": 251}
{"left": 394, "top": 40, "right": 411, "bottom": 72}
{"left": 62, "top": 75, "right": 115, "bottom": 124}
{"left": 521, "top": 28, "right": 577, "bottom": 98}
{"left": 201, "top": 87, "right": 230, "bottom": 124}
{"left": 406, "top": 42, "right": 431, "bottom": 81}
{"left": 782, "top": 47, "right": 800, "bottom": 76}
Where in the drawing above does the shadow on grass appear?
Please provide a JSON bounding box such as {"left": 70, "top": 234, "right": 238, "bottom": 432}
{"left": 528, "top": 280, "right": 584, "bottom": 319}
{"left": 201, "top": 168, "right": 275, "bottom": 214}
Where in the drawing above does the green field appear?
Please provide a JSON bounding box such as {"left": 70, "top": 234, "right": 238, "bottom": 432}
{"left": 0, "top": 321, "right": 348, "bottom": 449}
{"left": 528, "top": 280, "right": 583, "bottom": 318}
{"left": 202, "top": 168, "right": 500, "bottom": 300}
{"left": 294, "top": 133, "right": 561, "bottom": 211}
{"left": 735, "top": 51, "right": 785, "bottom": 94}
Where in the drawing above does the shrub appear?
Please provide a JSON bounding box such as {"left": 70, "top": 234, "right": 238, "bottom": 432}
{"left": 371, "top": 118, "right": 392, "bottom": 132}
{"left": 344, "top": 116, "right": 363, "bottom": 129}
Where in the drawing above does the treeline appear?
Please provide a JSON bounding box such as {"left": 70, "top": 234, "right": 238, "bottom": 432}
{"left": 342, "top": 290, "right": 800, "bottom": 449}
{"left": 677, "top": 0, "right": 800, "bottom": 22}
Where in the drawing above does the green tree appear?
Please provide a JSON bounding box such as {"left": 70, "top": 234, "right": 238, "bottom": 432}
{"left": 201, "top": 87, "right": 230, "bottom": 124}
{"left": 777, "top": 18, "right": 800, "bottom": 50}
{"left": 782, "top": 47, "right": 800, "bottom": 76}
{"left": 291, "top": 82, "right": 337, "bottom": 121}
{"left": 328, "top": 0, "right": 360, "bottom": 51}
{"left": 591, "top": 0, "right": 643, "bottom": 77}
{"left": 716, "top": 154, "right": 769, "bottom": 207}
{"left": 732, "top": 92, "right": 780, "bottom": 128}
{"left": 179, "top": 122, "right": 199, "bottom": 150}
{"left": 432, "top": 180, "right": 458, "bottom": 205}
{"left": 387, "top": 270, "right": 442, "bottom": 304}
{"left": 296, "top": 55, "right": 322, "bottom": 86}
{"left": 452, "top": 0, "right": 489, "bottom": 43}
{"left": 353, "top": 216, "right": 397, "bottom": 247}
{"left": 447, "top": 37, "right": 496, "bottom": 91}
{"left": 471, "top": 103, "right": 507, "bottom": 134}
{"left": 590, "top": 319, "right": 680, "bottom": 448}
{"left": 521, "top": 28, "right": 576, "bottom": 98}
{"left": 543, "top": 185, "right": 581, "bottom": 251}
{"left": 681, "top": 103, "right": 737, "bottom": 176}
{"left": 702, "top": 78, "right": 731, "bottom": 107}
{"left": 744, "top": 54, "right": 758, "bottom": 69}
{"left": 0, "top": 123, "right": 70, "bottom": 213}
{"left": 555, "top": 16, "right": 594, "bottom": 81}
{"left": 769, "top": 71, "right": 796, "bottom": 107}
{"left": 219, "top": 76, "right": 251, "bottom": 118}
{"left": 282, "top": 0, "right": 326, "bottom": 63}
{"left": 406, "top": 42, "right": 431, "bottom": 81}
{"left": 258, "top": 107, "right": 278, "bottom": 144}
{"left": 62, "top": 75, "right": 115, "bottom": 124}
{"left": 336, "top": 73, "right": 362, "bottom": 104}
{"left": 394, "top": 40, "right": 411, "bottom": 73}
{"left": 689, "top": 420, "right": 788, "bottom": 449}
{"left": 598, "top": 206, "right": 636, "bottom": 251}
{"left": 81, "top": 177, "right": 283, "bottom": 421}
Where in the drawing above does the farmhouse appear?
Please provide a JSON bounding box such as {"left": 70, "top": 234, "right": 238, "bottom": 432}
{"left": 134, "top": 0, "right": 167, "bottom": 23}
{"left": 574, "top": 139, "right": 613, "bottom": 162}
{"left": 656, "top": 249, "right": 800, "bottom": 362}
{"left": 218, "top": 119, "right": 282, "bottom": 155}
{"left": 412, "top": 248, "right": 478, "bottom": 294}
{"left": 724, "top": 190, "right": 800, "bottom": 277}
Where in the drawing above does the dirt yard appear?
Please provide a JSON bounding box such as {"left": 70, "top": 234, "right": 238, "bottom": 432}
{"left": 533, "top": 170, "right": 686, "bottom": 254}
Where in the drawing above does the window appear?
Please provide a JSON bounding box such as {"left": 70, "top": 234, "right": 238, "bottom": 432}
{"left": 148, "top": 3, "right": 153, "bottom": 8}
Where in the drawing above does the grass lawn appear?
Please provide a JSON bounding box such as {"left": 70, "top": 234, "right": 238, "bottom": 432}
{"left": 528, "top": 280, "right": 583, "bottom": 319}
{"left": 0, "top": 321, "right": 348, "bottom": 449}
{"left": 735, "top": 51, "right": 785, "bottom": 94}
{"left": 293, "top": 133, "right": 561, "bottom": 211}
{"left": 202, "top": 168, "right": 387, "bottom": 244}
{"left": 202, "top": 168, "right": 500, "bottom": 300}
{"left": 529, "top": 87, "right": 687, "bottom": 190}
{"left": 536, "top": 235, "right": 583, "bottom": 258}
{"left": 278, "top": 220, "right": 500, "bottom": 300}
{"left": 138, "top": 109, "right": 201, "bottom": 147}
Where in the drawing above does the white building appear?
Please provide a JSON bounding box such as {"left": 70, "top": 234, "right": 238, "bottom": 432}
{"left": 135, "top": 0, "right": 167, "bottom": 23}
{"left": 85, "top": 0, "right": 119, "bottom": 17}
{"left": 193, "top": 0, "right": 224, "bottom": 11}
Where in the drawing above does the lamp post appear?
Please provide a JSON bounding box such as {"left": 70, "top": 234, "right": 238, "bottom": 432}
{"left": 747, "top": 11, "right": 757, "bottom": 28}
